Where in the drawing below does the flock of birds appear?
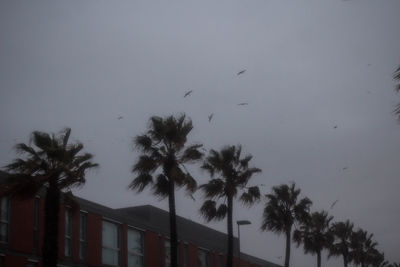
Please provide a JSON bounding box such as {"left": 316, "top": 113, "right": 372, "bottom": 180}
{"left": 113, "top": 68, "right": 347, "bottom": 211}
{"left": 183, "top": 69, "right": 248, "bottom": 123}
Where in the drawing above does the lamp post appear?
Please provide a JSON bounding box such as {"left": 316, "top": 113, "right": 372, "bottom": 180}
{"left": 237, "top": 220, "right": 251, "bottom": 267}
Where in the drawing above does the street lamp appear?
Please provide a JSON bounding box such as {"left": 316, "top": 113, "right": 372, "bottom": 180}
{"left": 237, "top": 220, "right": 251, "bottom": 267}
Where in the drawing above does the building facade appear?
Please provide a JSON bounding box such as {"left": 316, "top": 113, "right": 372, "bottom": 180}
{"left": 0, "top": 173, "right": 280, "bottom": 267}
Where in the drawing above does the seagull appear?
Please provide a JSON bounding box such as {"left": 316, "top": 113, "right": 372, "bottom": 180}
{"left": 237, "top": 70, "right": 246, "bottom": 76}
{"left": 208, "top": 113, "right": 214, "bottom": 122}
{"left": 184, "top": 90, "right": 193, "bottom": 98}
{"left": 330, "top": 200, "right": 339, "bottom": 209}
{"left": 117, "top": 116, "right": 123, "bottom": 120}
{"left": 237, "top": 103, "right": 248, "bottom": 106}
{"left": 342, "top": 166, "right": 348, "bottom": 170}
{"left": 333, "top": 125, "right": 338, "bottom": 129}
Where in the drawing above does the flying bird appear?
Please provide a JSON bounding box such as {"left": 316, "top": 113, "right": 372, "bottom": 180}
{"left": 237, "top": 103, "right": 248, "bottom": 106}
{"left": 333, "top": 125, "right": 338, "bottom": 129}
{"left": 237, "top": 70, "right": 246, "bottom": 76}
{"left": 184, "top": 90, "right": 193, "bottom": 98}
{"left": 330, "top": 200, "right": 339, "bottom": 209}
{"left": 208, "top": 113, "right": 214, "bottom": 122}
{"left": 117, "top": 116, "right": 123, "bottom": 120}
{"left": 342, "top": 166, "right": 348, "bottom": 170}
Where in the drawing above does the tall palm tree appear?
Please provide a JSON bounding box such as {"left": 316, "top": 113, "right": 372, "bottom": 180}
{"left": 394, "top": 65, "right": 400, "bottom": 120}
{"left": 199, "top": 145, "right": 261, "bottom": 267}
{"left": 1, "top": 128, "right": 98, "bottom": 267}
{"left": 130, "top": 114, "right": 203, "bottom": 267}
{"left": 368, "top": 249, "right": 388, "bottom": 267}
{"left": 261, "top": 183, "right": 312, "bottom": 267}
{"left": 293, "top": 210, "right": 334, "bottom": 267}
{"left": 328, "top": 220, "right": 354, "bottom": 267}
{"left": 350, "top": 229, "right": 378, "bottom": 267}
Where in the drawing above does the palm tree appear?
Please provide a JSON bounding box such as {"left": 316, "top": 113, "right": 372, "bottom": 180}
{"left": 1, "top": 128, "right": 98, "bottom": 267}
{"left": 293, "top": 210, "right": 334, "bottom": 267}
{"left": 130, "top": 114, "right": 203, "bottom": 267}
{"left": 350, "top": 229, "right": 378, "bottom": 267}
{"left": 394, "top": 65, "right": 400, "bottom": 120}
{"left": 328, "top": 220, "right": 354, "bottom": 267}
{"left": 261, "top": 183, "right": 312, "bottom": 267}
{"left": 368, "top": 249, "right": 388, "bottom": 267}
{"left": 199, "top": 145, "right": 261, "bottom": 267}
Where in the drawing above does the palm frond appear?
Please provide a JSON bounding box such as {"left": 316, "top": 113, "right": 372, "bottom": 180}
{"left": 31, "top": 131, "right": 52, "bottom": 150}
{"left": 199, "top": 179, "right": 225, "bottom": 199}
{"left": 200, "top": 200, "right": 217, "bottom": 222}
{"left": 239, "top": 186, "right": 260, "bottom": 206}
{"left": 132, "top": 155, "right": 159, "bottom": 174}
{"left": 129, "top": 173, "right": 153, "bottom": 192}
{"left": 61, "top": 128, "right": 71, "bottom": 149}
{"left": 180, "top": 144, "right": 203, "bottom": 163}
{"left": 152, "top": 174, "right": 170, "bottom": 198}
{"left": 134, "top": 135, "right": 153, "bottom": 152}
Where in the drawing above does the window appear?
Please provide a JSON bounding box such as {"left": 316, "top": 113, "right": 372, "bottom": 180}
{"left": 0, "top": 197, "right": 10, "bottom": 243}
{"left": 165, "top": 239, "right": 171, "bottom": 267}
{"left": 102, "top": 221, "right": 120, "bottom": 266}
{"left": 64, "top": 209, "right": 73, "bottom": 257}
{"left": 79, "top": 212, "right": 88, "bottom": 261}
{"left": 127, "top": 228, "right": 144, "bottom": 267}
{"left": 183, "top": 244, "right": 189, "bottom": 267}
{"left": 33, "top": 197, "right": 40, "bottom": 254}
{"left": 198, "top": 249, "right": 209, "bottom": 267}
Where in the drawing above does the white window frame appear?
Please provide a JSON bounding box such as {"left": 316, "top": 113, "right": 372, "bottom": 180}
{"left": 64, "top": 208, "right": 73, "bottom": 257}
{"left": 79, "top": 211, "right": 88, "bottom": 261}
{"left": 0, "top": 196, "right": 10, "bottom": 244}
{"left": 127, "top": 227, "right": 145, "bottom": 267}
{"left": 197, "top": 248, "right": 210, "bottom": 267}
{"left": 102, "top": 219, "right": 121, "bottom": 266}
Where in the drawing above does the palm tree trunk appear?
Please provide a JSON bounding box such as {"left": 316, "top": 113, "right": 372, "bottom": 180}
{"left": 284, "top": 227, "right": 291, "bottom": 267}
{"left": 317, "top": 250, "right": 321, "bottom": 267}
{"left": 343, "top": 255, "right": 348, "bottom": 267}
{"left": 168, "top": 179, "right": 178, "bottom": 267}
{"left": 226, "top": 196, "right": 233, "bottom": 267}
{"left": 43, "top": 183, "right": 60, "bottom": 267}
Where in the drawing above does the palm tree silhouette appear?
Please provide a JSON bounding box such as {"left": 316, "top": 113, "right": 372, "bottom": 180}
{"left": 328, "top": 220, "right": 354, "bottom": 267}
{"left": 394, "top": 65, "right": 400, "bottom": 120}
{"left": 1, "top": 128, "right": 98, "bottom": 267}
{"left": 261, "top": 183, "right": 312, "bottom": 267}
{"left": 199, "top": 145, "right": 261, "bottom": 267}
{"left": 293, "top": 210, "right": 333, "bottom": 267}
{"left": 130, "top": 114, "right": 203, "bottom": 267}
{"left": 350, "top": 228, "right": 378, "bottom": 267}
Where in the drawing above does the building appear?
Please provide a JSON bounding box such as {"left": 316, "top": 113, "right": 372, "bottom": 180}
{"left": 0, "top": 172, "right": 280, "bottom": 267}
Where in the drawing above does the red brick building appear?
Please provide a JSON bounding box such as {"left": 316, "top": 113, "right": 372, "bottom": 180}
{"left": 0, "top": 173, "right": 280, "bottom": 267}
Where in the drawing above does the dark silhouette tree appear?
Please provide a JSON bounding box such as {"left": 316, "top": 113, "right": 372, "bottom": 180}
{"left": 130, "top": 114, "right": 203, "bottom": 267}
{"left": 199, "top": 145, "right": 261, "bottom": 267}
{"left": 261, "top": 183, "right": 312, "bottom": 267}
{"left": 328, "top": 220, "right": 354, "bottom": 267}
{"left": 350, "top": 229, "right": 378, "bottom": 267}
{"left": 1, "top": 128, "right": 98, "bottom": 267}
{"left": 394, "top": 65, "right": 400, "bottom": 120}
{"left": 368, "top": 249, "right": 388, "bottom": 267}
{"left": 293, "top": 210, "right": 334, "bottom": 267}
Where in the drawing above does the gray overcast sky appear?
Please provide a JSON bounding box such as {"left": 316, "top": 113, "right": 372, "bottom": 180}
{"left": 1, "top": 0, "right": 400, "bottom": 266}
